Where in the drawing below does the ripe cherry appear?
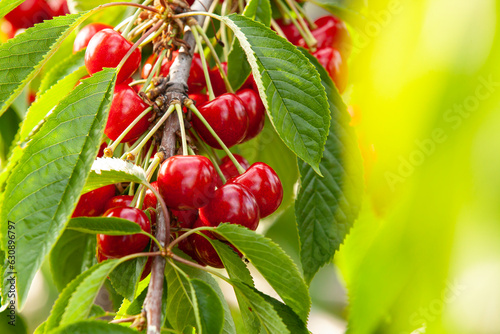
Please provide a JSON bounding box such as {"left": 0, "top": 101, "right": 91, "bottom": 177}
{"left": 4, "top": 0, "right": 52, "bottom": 30}
{"left": 228, "top": 162, "right": 283, "bottom": 218}
{"left": 188, "top": 93, "right": 209, "bottom": 107}
{"left": 73, "top": 23, "right": 113, "bottom": 53}
{"left": 274, "top": 19, "right": 302, "bottom": 45}
{"left": 105, "top": 84, "right": 152, "bottom": 142}
{"left": 191, "top": 93, "right": 249, "bottom": 149}
{"left": 209, "top": 62, "right": 228, "bottom": 97}
{"left": 141, "top": 52, "right": 206, "bottom": 93}
{"left": 298, "top": 15, "right": 351, "bottom": 57}
{"left": 157, "top": 155, "right": 217, "bottom": 210}
{"left": 85, "top": 29, "right": 141, "bottom": 84}
{"left": 199, "top": 183, "right": 260, "bottom": 231}
{"left": 72, "top": 185, "right": 116, "bottom": 218}
{"left": 143, "top": 181, "right": 159, "bottom": 210}
{"left": 190, "top": 219, "right": 225, "bottom": 268}
{"left": 236, "top": 89, "right": 265, "bottom": 141}
{"left": 104, "top": 195, "right": 134, "bottom": 211}
{"left": 216, "top": 154, "right": 250, "bottom": 187}
{"left": 97, "top": 207, "right": 151, "bottom": 258}
{"left": 48, "top": 0, "right": 70, "bottom": 17}
{"left": 171, "top": 209, "right": 199, "bottom": 228}
{"left": 313, "top": 47, "right": 348, "bottom": 93}
{"left": 178, "top": 237, "right": 206, "bottom": 266}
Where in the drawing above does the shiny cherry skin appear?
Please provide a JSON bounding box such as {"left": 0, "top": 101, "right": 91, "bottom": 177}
{"left": 105, "top": 84, "right": 152, "bottom": 142}
{"left": 171, "top": 209, "right": 199, "bottom": 228}
{"left": 216, "top": 154, "right": 250, "bottom": 187}
{"left": 97, "top": 207, "right": 151, "bottom": 258}
{"left": 199, "top": 183, "right": 260, "bottom": 231}
{"left": 104, "top": 195, "right": 134, "bottom": 211}
{"left": 157, "top": 155, "right": 217, "bottom": 210}
{"left": 72, "top": 184, "right": 116, "bottom": 217}
{"left": 191, "top": 93, "right": 249, "bottom": 149}
{"left": 209, "top": 62, "right": 228, "bottom": 97}
{"left": 85, "top": 29, "right": 141, "bottom": 84}
{"left": 188, "top": 93, "right": 209, "bottom": 107}
{"left": 141, "top": 52, "right": 206, "bottom": 93}
{"left": 240, "top": 73, "right": 258, "bottom": 92}
{"left": 274, "top": 18, "right": 302, "bottom": 45}
{"left": 190, "top": 219, "right": 225, "bottom": 268}
{"left": 48, "top": 0, "right": 70, "bottom": 17}
{"left": 236, "top": 89, "right": 265, "bottom": 141}
{"left": 298, "top": 15, "right": 351, "bottom": 57}
{"left": 178, "top": 235, "right": 206, "bottom": 266}
{"left": 313, "top": 47, "right": 348, "bottom": 93}
{"left": 73, "top": 23, "right": 113, "bottom": 53}
{"left": 4, "top": 0, "right": 52, "bottom": 30}
{"left": 143, "top": 181, "right": 159, "bottom": 210}
{"left": 140, "top": 256, "right": 153, "bottom": 280}
{"left": 97, "top": 248, "right": 108, "bottom": 263}
{"left": 228, "top": 162, "right": 283, "bottom": 218}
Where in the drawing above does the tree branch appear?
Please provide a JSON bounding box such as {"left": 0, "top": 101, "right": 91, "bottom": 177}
{"left": 144, "top": 1, "right": 213, "bottom": 333}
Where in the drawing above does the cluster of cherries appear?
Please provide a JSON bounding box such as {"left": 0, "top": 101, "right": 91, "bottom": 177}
{"left": 2, "top": 0, "right": 69, "bottom": 39}
{"left": 276, "top": 15, "right": 351, "bottom": 93}
{"left": 71, "top": 21, "right": 283, "bottom": 272}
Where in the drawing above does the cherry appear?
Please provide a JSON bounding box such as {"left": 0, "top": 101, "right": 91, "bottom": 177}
{"left": 157, "top": 155, "right": 217, "bottom": 210}
{"left": 274, "top": 19, "right": 302, "bottom": 45}
{"left": 188, "top": 93, "right": 209, "bottom": 107}
{"left": 171, "top": 209, "right": 199, "bottom": 228}
{"left": 97, "top": 207, "right": 151, "bottom": 258}
{"left": 85, "top": 29, "right": 141, "bottom": 84}
{"left": 298, "top": 15, "right": 351, "bottom": 57}
{"left": 141, "top": 52, "right": 206, "bottom": 93}
{"left": 48, "top": 0, "right": 70, "bottom": 17}
{"left": 73, "top": 23, "right": 113, "bottom": 53}
{"left": 97, "top": 142, "right": 107, "bottom": 158}
{"left": 240, "top": 73, "right": 258, "bottom": 92}
{"left": 236, "top": 89, "right": 265, "bottom": 141}
{"left": 216, "top": 154, "right": 250, "bottom": 187}
{"left": 191, "top": 93, "right": 248, "bottom": 149}
{"left": 227, "top": 162, "right": 283, "bottom": 218}
{"left": 190, "top": 219, "right": 224, "bottom": 268}
{"left": 72, "top": 184, "right": 116, "bottom": 218}
{"left": 199, "top": 183, "right": 260, "bottom": 231}
{"left": 4, "top": 0, "right": 52, "bottom": 30}
{"left": 140, "top": 256, "right": 153, "bottom": 280}
{"left": 97, "top": 248, "right": 108, "bottom": 263}
{"left": 104, "top": 195, "right": 134, "bottom": 211}
{"left": 105, "top": 84, "right": 152, "bottom": 142}
{"left": 209, "top": 62, "right": 228, "bottom": 97}
{"left": 313, "top": 47, "right": 348, "bottom": 93}
{"left": 178, "top": 237, "right": 206, "bottom": 266}
{"left": 143, "top": 181, "right": 160, "bottom": 210}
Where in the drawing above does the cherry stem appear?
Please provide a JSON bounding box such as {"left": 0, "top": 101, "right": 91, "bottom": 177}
{"left": 100, "top": 1, "right": 160, "bottom": 15}
{"left": 141, "top": 48, "right": 167, "bottom": 94}
{"left": 191, "top": 26, "right": 215, "bottom": 100}
{"left": 220, "top": 1, "right": 230, "bottom": 62}
{"left": 195, "top": 25, "right": 234, "bottom": 94}
{"left": 189, "top": 129, "right": 226, "bottom": 183}
{"left": 280, "top": 0, "right": 317, "bottom": 50}
{"left": 187, "top": 103, "right": 246, "bottom": 174}
{"left": 115, "top": 16, "right": 133, "bottom": 32}
{"left": 202, "top": 0, "right": 220, "bottom": 33}
{"left": 174, "top": 103, "right": 188, "bottom": 155}
{"left": 129, "top": 18, "right": 155, "bottom": 40}
{"left": 173, "top": 11, "right": 222, "bottom": 21}
{"left": 140, "top": 231, "right": 164, "bottom": 251}
{"left": 294, "top": 2, "right": 317, "bottom": 30}
{"left": 128, "top": 105, "right": 175, "bottom": 158}
{"left": 130, "top": 79, "right": 147, "bottom": 87}
{"left": 170, "top": 253, "right": 229, "bottom": 281}
{"left": 270, "top": 18, "right": 286, "bottom": 38}
{"left": 143, "top": 180, "right": 170, "bottom": 248}
{"left": 132, "top": 147, "right": 157, "bottom": 210}
{"left": 107, "top": 107, "right": 153, "bottom": 155}
{"left": 140, "top": 22, "right": 167, "bottom": 47}
{"left": 168, "top": 226, "right": 214, "bottom": 251}
{"left": 110, "top": 316, "right": 137, "bottom": 324}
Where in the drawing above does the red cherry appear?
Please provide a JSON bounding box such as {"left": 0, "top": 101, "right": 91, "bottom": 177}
{"left": 199, "top": 183, "right": 260, "bottom": 231}
{"left": 85, "top": 29, "right": 141, "bottom": 84}
{"left": 171, "top": 209, "right": 199, "bottom": 228}
{"left": 97, "top": 248, "right": 108, "bottom": 263}
{"left": 143, "top": 181, "right": 159, "bottom": 210}
{"left": 141, "top": 52, "right": 206, "bottom": 93}
{"left": 97, "top": 207, "right": 151, "bottom": 258}
{"left": 178, "top": 236, "right": 206, "bottom": 266}
{"left": 73, "top": 23, "right": 113, "bottom": 53}
{"left": 190, "top": 219, "right": 224, "bottom": 268}
{"left": 236, "top": 89, "right": 265, "bottom": 141}
{"left": 209, "top": 62, "right": 227, "bottom": 97}
{"left": 4, "top": 0, "right": 52, "bottom": 30}
{"left": 140, "top": 256, "right": 153, "bottom": 280}
{"left": 48, "top": 0, "right": 70, "bottom": 17}
{"left": 188, "top": 93, "right": 209, "bottom": 107}
{"left": 72, "top": 185, "right": 116, "bottom": 217}
{"left": 191, "top": 93, "right": 248, "bottom": 149}
{"left": 104, "top": 195, "right": 134, "bottom": 211}
{"left": 97, "top": 142, "right": 107, "bottom": 158}
{"left": 105, "top": 84, "right": 152, "bottom": 142}
{"left": 240, "top": 73, "right": 258, "bottom": 92}
{"left": 157, "top": 155, "right": 217, "bottom": 210}
{"left": 298, "top": 15, "right": 351, "bottom": 57}
{"left": 227, "top": 162, "right": 283, "bottom": 218}
{"left": 216, "top": 154, "right": 250, "bottom": 187}
{"left": 313, "top": 47, "right": 348, "bottom": 93}
{"left": 274, "top": 19, "right": 302, "bottom": 45}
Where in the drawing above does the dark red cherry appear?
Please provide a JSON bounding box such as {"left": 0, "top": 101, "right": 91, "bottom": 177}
{"left": 97, "top": 207, "right": 151, "bottom": 258}
{"left": 190, "top": 219, "right": 224, "bottom": 268}
{"left": 171, "top": 209, "right": 199, "bottom": 228}
{"left": 216, "top": 154, "right": 250, "bottom": 187}
{"left": 313, "top": 47, "right": 348, "bottom": 93}
{"left": 199, "top": 183, "right": 260, "bottom": 231}
{"left": 73, "top": 23, "right": 113, "bottom": 53}
{"left": 188, "top": 93, "right": 209, "bottom": 107}
{"left": 141, "top": 52, "right": 206, "bottom": 93}
{"left": 298, "top": 15, "right": 351, "bottom": 57}
{"left": 236, "top": 89, "right": 265, "bottom": 141}
{"left": 104, "top": 195, "right": 134, "bottom": 211}
{"left": 140, "top": 256, "right": 153, "bottom": 280}
{"left": 157, "top": 155, "right": 217, "bottom": 210}
{"left": 97, "top": 248, "right": 108, "bottom": 263}
{"left": 72, "top": 184, "right": 116, "bottom": 218}
{"left": 274, "top": 18, "right": 302, "bottom": 45}
{"left": 228, "top": 162, "right": 283, "bottom": 218}
{"left": 105, "top": 84, "right": 152, "bottom": 142}
{"left": 143, "top": 181, "right": 159, "bottom": 210}
{"left": 191, "top": 93, "right": 249, "bottom": 149}
{"left": 240, "top": 73, "right": 258, "bottom": 92}
{"left": 178, "top": 236, "right": 206, "bottom": 266}
{"left": 209, "top": 62, "right": 228, "bottom": 97}
{"left": 85, "top": 29, "right": 141, "bottom": 83}
{"left": 48, "top": 0, "right": 70, "bottom": 17}
{"left": 4, "top": 0, "right": 52, "bottom": 30}
{"left": 97, "top": 142, "right": 107, "bottom": 158}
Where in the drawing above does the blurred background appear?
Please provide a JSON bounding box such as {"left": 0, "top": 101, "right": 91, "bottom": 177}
{"left": 2, "top": 0, "right": 500, "bottom": 333}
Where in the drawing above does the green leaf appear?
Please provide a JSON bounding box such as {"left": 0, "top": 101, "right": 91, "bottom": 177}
{"left": 68, "top": 0, "right": 130, "bottom": 12}
{"left": 0, "top": 0, "right": 24, "bottom": 20}
{"left": 191, "top": 278, "right": 224, "bottom": 334}
{"left": 243, "top": 0, "right": 271, "bottom": 26}
{"left": 126, "top": 285, "right": 148, "bottom": 315}
{"left": 67, "top": 217, "right": 144, "bottom": 235}
{"left": 83, "top": 158, "right": 148, "bottom": 193}
{"left": 38, "top": 50, "right": 86, "bottom": 96}
{"left": 222, "top": 14, "right": 330, "bottom": 174}
{"left": 213, "top": 224, "right": 311, "bottom": 323}
{"left": 109, "top": 256, "right": 147, "bottom": 301}
{"left": 211, "top": 240, "right": 261, "bottom": 334}
{"left": 0, "top": 108, "right": 21, "bottom": 167}
{"left": 1, "top": 69, "right": 116, "bottom": 307}
{"left": 295, "top": 49, "right": 363, "bottom": 284}
{"left": 47, "top": 320, "right": 138, "bottom": 334}
{"left": 88, "top": 304, "right": 106, "bottom": 318}
{"left": 0, "top": 11, "right": 94, "bottom": 116}
{"left": 231, "top": 280, "right": 289, "bottom": 334}
{"left": 50, "top": 230, "right": 97, "bottom": 291}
